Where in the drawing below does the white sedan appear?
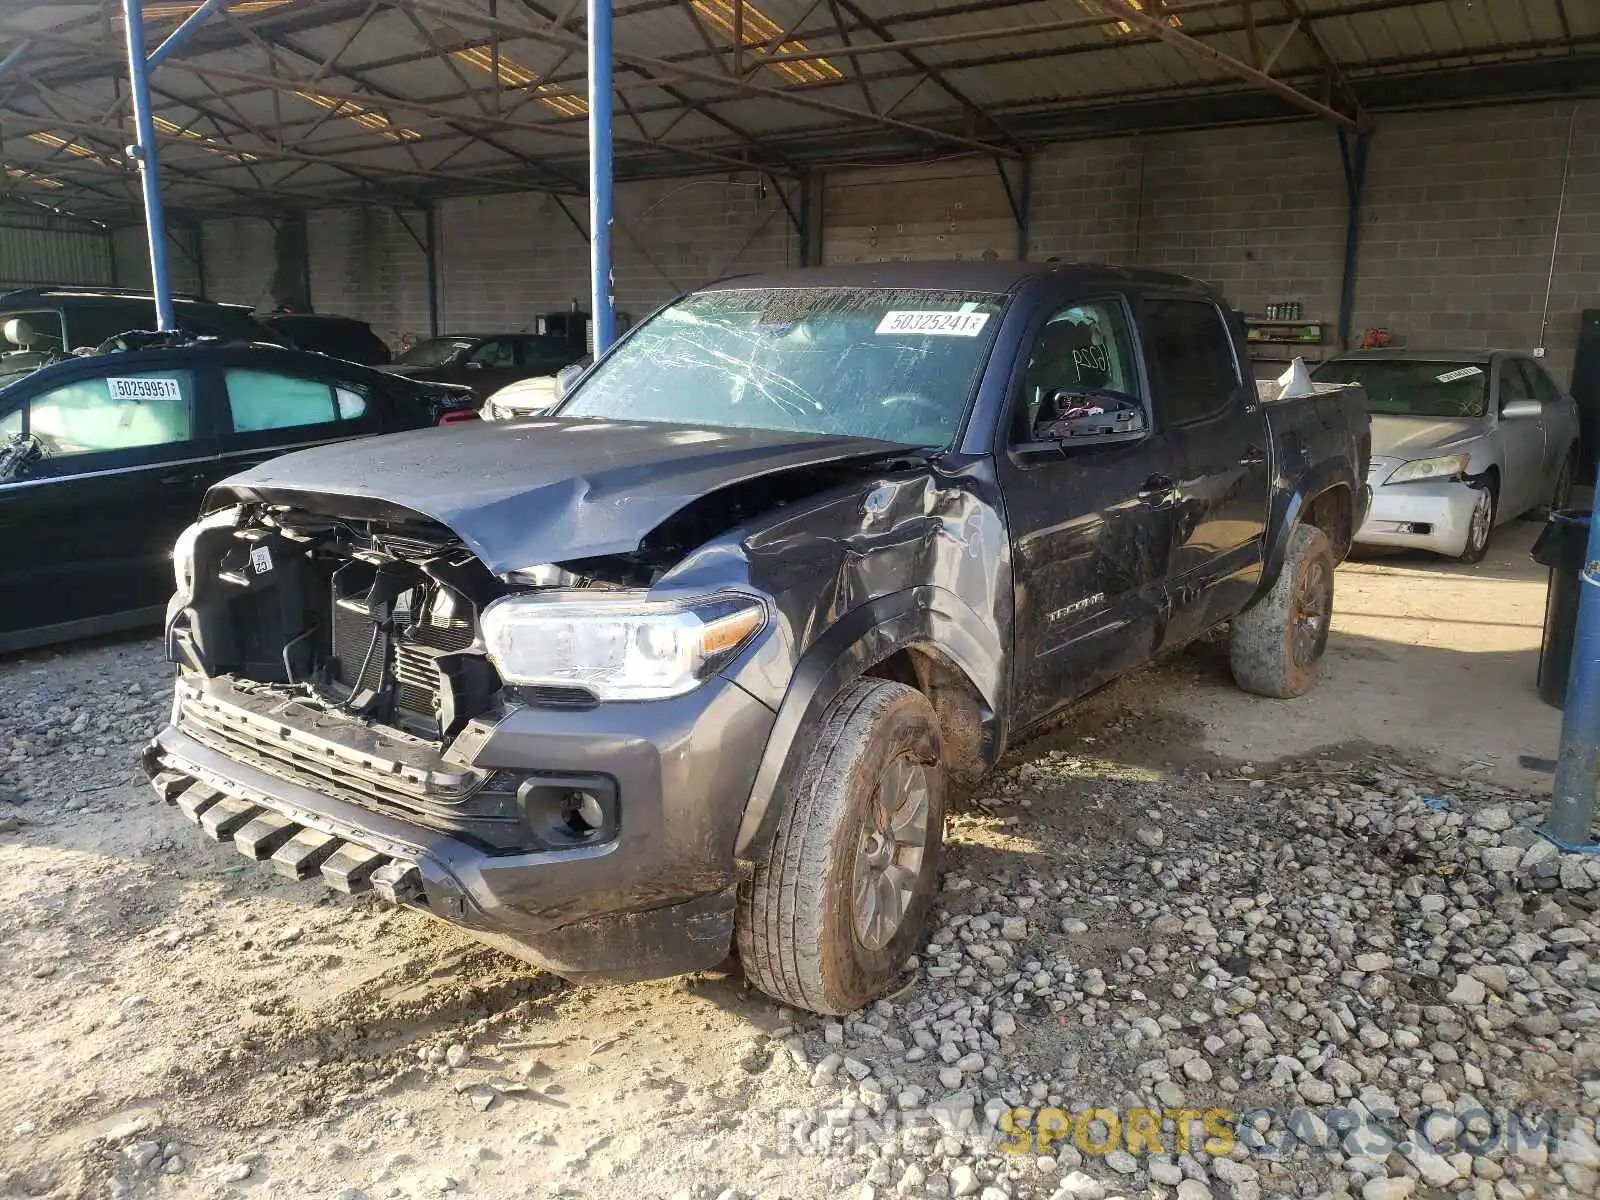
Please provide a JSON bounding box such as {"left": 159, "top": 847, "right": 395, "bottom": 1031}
{"left": 1312, "top": 350, "right": 1579, "bottom": 563}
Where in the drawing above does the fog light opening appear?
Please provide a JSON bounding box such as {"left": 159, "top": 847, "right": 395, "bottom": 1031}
{"left": 561, "top": 790, "right": 605, "bottom": 836}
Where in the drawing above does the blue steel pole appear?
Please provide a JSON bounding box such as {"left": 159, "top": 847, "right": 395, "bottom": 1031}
{"left": 587, "top": 0, "right": 615, "bottom": 355}
{"left": 1546, "top": 477, "right": 1600, "bottom": 847}
{"left": 122, "top": 0, "right": 176, "bottom": 331}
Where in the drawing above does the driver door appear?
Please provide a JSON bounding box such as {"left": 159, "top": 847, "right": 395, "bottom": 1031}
{"left": 0, "top": 364, "right": 220, "bottom": 646}
{"left": 464, "top": 337, "right": 521, "bottom": 393}
{"left": 1496, "top": 357, "right": 1546, "bottom": 514}
{"left": 997, "top": 291, "right": 1180, "bottom": 727}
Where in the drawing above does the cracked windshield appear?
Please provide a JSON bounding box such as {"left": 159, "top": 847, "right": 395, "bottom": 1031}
{"left": 559, "top": 287, "right": 1007, "bottom": 446}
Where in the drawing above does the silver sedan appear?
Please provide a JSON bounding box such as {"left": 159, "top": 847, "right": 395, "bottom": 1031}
{"left": 1312, "top": 349, "right": 1580, "bottom": 562}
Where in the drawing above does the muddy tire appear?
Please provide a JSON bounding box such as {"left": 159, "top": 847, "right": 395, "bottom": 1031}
{"left": 736, "top": 678, "right": 945, "bottom": 1015}
{"left": 1229, "top": 524, "right": 1335, "bottom": 699}
{"left": 1458, "top": 482, "right": 1497, "bottom": 564}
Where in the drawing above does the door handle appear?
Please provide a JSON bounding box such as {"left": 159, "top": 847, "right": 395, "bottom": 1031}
{"left": 1239, "top": 445, "right": 1267, "bottom": 467}
{"left": 1138, "top": 474, "right": 1176, "bottom": 506}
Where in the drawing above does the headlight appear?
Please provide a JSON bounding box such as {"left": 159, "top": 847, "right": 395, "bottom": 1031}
{"left": 480, "top": 591, "right": 767, "bottom": 700}
{"left": 172, "top": 506, "right": 241, "bottom": 602}
{"left": 1385, "top": 454, "right": 1470, "bottom": 485}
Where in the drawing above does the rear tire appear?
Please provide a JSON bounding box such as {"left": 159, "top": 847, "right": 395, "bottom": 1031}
{"left": 1535, "top": 451, "right": 1576, "bottom": 521}
{"left": 1230, "top": 524, "right": 1336, "bottom": 699}
{"left": 736, "top": 678, "right": 945, "bottom": 1015}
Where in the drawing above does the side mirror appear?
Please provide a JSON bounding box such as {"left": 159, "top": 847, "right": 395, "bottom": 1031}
{"left": 1501, "top": 398, "right": 1541, "bottom": 421}
{"left": 554, "top": 361, "right": 586, "bottom": 401}
{"left": 1036, "top": 389, "right": 1149, "bottom": 447}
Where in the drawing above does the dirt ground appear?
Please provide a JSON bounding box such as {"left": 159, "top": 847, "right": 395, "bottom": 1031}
{"left": 0, "top": 518, "right": 1589, "bottom": 1200}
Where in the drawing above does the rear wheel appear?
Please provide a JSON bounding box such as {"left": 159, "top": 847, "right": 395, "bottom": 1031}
{"left": 1458, "top": 483, "right": 1496, "bottom": 564}
{"left": 736, "top": 678, "right": 945, "bottom": 1015}
{"left": 1230, "top": 524, "right": 1336, "bottom": 699}
{"left": 1537, "top": 451, "right": 1576, "bottom": 520}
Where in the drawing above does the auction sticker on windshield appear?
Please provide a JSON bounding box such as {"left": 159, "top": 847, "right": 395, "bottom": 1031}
{"left": 1435, "top": 366, "right": 1483, "bottom": 383}
{"left": 876, "top": 311, "right": 991, "bottom": 337}
{"left": 107, "top": 376, "right": 182, "bottom": 401}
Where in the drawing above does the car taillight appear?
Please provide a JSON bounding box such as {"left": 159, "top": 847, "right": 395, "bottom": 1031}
{"left": 438, "top": 409, "right": 480, "bottom": 425}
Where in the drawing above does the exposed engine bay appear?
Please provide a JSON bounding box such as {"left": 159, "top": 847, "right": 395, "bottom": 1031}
{"left": 172, "top": 504, "right": 580, "bottom": 743}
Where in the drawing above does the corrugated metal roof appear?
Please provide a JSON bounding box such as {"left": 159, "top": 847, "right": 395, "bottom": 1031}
{"left": 0, "top": 0, "right": 1591, "bottom": 218}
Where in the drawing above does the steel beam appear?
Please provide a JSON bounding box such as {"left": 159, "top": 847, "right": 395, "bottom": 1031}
{"left": 1279, "top": 0, "right": 1368, "bottom": 126}
{"left": 1092, "top": 0, "right": 1358, "bottom": 129}
{"left": 123, "top": 0, "right": 176, "bottom": 330}
{"left": 590, "top": 0, "right": 615, "bottom": 353}
{"left": 405, "top": 0, "right": 1022, "bottom": 158}
{"left": 148, "top": 0, "right": 229, "bottom": 69}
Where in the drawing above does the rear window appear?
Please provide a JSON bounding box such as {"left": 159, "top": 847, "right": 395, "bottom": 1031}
{"left": 1140, "top": 298, "right": 1240, "bottom": 426}
{"left": 1312, "top": 359, "right": 1489, "bottom": 418}
{"left": 226, "top": 369, "right": 368, "bottom": 432}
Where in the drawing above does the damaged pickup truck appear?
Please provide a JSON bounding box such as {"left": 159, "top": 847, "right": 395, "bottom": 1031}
{"left": 144, "top": 262, "right": 1369, "bottom": 1015}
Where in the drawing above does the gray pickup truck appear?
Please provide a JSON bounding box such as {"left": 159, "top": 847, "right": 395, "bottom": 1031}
{"left": 144, "top": 262, "right": 1369, "bottom": 1015}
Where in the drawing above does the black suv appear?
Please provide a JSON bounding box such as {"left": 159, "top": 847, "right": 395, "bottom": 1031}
{"left": 260, "top": 313, "right": 392, "bottom": 366}
{"left": 0, "top": 288, "right": 280, "bottom": 369}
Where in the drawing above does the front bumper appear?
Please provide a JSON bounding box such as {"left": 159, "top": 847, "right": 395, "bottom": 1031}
{"left": 143, "top": 672, "right": 776, "bottom": 982}
{"left": 1353, "top": 476, "right": 1481, "bottom": 557}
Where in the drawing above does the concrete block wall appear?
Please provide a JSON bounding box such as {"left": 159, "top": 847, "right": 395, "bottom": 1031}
{"left": 307, "top": 207, "right": 431, "bottom": 347}
{"left": 1352, "top": 103, "right": 1599, "bottom": 378}
{"left": 111, "top": 224, "right": 202, "bottom": 297}
{"left": 436, "top": 175, "right": 795, "bottom": 330}
{"left": 178, "top": 98, "right": 1596, "bottom": 381}
{"left": 198, "top": 217, "right": 277, "bottom": 311}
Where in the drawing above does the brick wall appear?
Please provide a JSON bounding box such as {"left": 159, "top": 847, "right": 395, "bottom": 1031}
{"left": 307, "top": 207, "right": 431, "bottom": 347}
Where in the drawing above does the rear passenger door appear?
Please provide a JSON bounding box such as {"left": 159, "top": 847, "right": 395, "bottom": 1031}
{"left": 1137, "top": 294, "right": 1272, "bottom": 647}
{"left": 217, "top": 364, "right": 384, "bottom": 475}
{"left": 0, "top": 363, "right": 220, "bottom": 643}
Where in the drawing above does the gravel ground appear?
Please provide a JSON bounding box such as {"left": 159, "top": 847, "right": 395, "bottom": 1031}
{"left": 1, "top": 633, "right": 1597, "bottom": 1200}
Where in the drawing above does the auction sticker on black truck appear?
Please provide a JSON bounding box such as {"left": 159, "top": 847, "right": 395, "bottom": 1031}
{"left": 875, "top": 311, "right": 991, "bottom": 337}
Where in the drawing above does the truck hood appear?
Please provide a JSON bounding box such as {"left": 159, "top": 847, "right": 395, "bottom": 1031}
{"left": 1370, "top": 413, "right": 1490, "bottom": 460}
{"left": 208, "top": 418, "right": 917, "bottom": 576}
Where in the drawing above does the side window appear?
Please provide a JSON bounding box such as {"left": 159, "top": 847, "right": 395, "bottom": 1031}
{"left": 1015, "top": 297, "right": 1141, "bottom": 442}
{"left": 0, "top": 310, "right": 65, "bottom": 354}
{"left": 1516, "top": 359, "right": 1560, "bottom": 406}
{"left": 1498, "top": 360, "right": 1534, "bottom": 409}
{"left": 1141, "top": 298, "right": 1241, "bottom": 427}
{"left": 25, "top": 372, "right": 194, "bottom": 456}
{"left": 226, "top": 369, "right": 349, "bottom": 432}
{"left": 470, "top": 339, "right": 515, "bottom": 368}
{"left": 517, "top": 336, "right": 571, "bottom": 372}
{"left": 67, "top": 302, "right": 158, "bottom": 351}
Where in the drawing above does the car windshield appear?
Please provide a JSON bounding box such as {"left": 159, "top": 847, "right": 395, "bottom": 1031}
{"left": 558, "top": 287, "right": 1007, "bottom": 446}
{"left": 1312, "top": 359, "right": 1490, "bottom": 418}
{"left": 396, "top": 337, "right": 473, "bottom": 367}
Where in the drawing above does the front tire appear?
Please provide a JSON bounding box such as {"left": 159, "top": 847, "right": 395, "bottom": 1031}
{"left": 1458, "top": 483, "right": 1496, "bottom": 564}
{"left": 1230, "top": 524, "right": 1336, "bottom": 699}
{"left": 736, "top": 678, "right": 945, "bottom": 1015}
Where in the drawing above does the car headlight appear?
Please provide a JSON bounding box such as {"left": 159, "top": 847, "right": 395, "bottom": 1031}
{"left": 480, "top": 591, "right": 767, "bottom": 700}
{"left": 172, "top": 506, "right": 241, "bottom": 602}
{"left": 1385, "top": 454, "right": 1470, "bottom": 485}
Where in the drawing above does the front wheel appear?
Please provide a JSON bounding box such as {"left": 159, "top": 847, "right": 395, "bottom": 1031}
{"left": 1458, "top": 484, "right": 1496, "bottom": 564}
{"left": 1230, "top": 524, "right": 1336, "bottom": 699}
{"left": 736, "top": 679, "right": 945, "bottom": 1015}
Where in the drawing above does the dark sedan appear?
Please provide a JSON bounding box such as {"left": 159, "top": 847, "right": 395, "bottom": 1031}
{"left": 384, "top": 333, "right": 577, "bottom": 397}
{"left": 0, "top": 342, "right": 477, "bottom": 653}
